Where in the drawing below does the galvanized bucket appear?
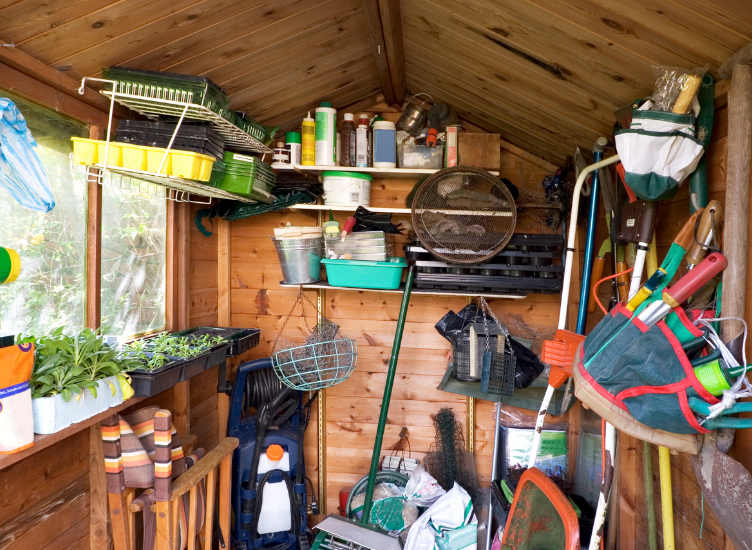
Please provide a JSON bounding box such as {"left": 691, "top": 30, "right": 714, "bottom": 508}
{"left": 271, "top": 236, "right": 323, "bottom": 284}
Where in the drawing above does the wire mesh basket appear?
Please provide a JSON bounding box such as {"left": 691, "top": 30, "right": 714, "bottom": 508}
{"left": 271, "top": 289, "right": 358, "bottom": 391}
{"left": 453, "top": 334, "right": 515, "bottom": 396}
{"left": 272, "top": 338, "right": 357, "bottom": 391}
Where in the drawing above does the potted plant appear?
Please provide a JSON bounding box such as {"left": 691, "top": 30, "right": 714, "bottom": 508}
{"left": 22, "top": 327, "right": 141, "bottom": 434}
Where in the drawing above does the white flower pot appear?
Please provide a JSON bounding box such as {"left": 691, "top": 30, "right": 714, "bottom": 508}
{"left": 32, "top": 375, "right": 124, "bottom": 434}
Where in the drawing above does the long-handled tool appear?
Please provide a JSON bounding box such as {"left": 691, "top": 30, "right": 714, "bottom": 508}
{"left": 690, "top": 51, "right": 752, "bottom": 550}
{"left": 616, "top": 199, "right": 658, "bottom": 299}
{"left": 535, "top": 148, "right": 621, "bottom": 550}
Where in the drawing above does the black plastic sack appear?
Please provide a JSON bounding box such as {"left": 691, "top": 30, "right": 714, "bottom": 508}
{"left": 353, "top": 206, "right": 404, "bottom": 234}
{"left": 434, "top": 304, "right": 544, "bottom": 389}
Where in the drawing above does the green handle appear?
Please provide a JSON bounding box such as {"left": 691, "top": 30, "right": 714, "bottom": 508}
{"left": 361, "top": 265, "right": 416, "bottom": 525}
{"left": 689, "top": 74, "right": 714, "bottom": 214}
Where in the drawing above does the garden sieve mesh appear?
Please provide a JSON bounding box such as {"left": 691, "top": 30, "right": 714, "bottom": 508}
{"left": 411, "top": 167, "right": 517, "bottom": 264}
{"left": 271, "top": 289, "right": 357, "bottom": 391}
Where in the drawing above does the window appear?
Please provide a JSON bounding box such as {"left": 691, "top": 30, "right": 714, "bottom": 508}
{"left": 0, "top": 91, "right": 88, "bottom": 336}
{"left": 100, "top": 176, "right": 167, "bottom": 337}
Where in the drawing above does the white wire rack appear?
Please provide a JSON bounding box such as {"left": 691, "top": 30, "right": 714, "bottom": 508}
{"left": 71, "top": 160, "right": 256, "bottom": 205}
{"left": 100, "top": 89, "right": 272, "bottom": 155}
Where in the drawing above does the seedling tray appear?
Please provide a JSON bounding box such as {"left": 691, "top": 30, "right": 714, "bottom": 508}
{"left": 128, "top": 356, "right": 184, "bottom": 397}
{"left": 203, "top": 342, "right": 231, "bottom": 370}
{"left": 180, "top": 351, "right": 211, "bottom": 381}
{"left": 171, "top": 326, "right": 261, "bottom": 357}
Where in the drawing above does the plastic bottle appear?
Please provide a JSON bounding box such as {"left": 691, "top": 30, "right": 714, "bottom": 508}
{"left": 272, "top": 141, "right": 290, "bottom": 164}
{"left": 373, "top": 120, "right": 397, "bottom": 168}
{"left": 369, "top": 115, "right": 384, "bottom": 167}
{"left": 315, "top": 101, "right": 337, "bottom": 166}
{"left": 356, "top": 114, "right": 370, "bottom": 167}
{"left": 285, "top": 131, "right": 302, "bottom": 166}
{"left": 256, "top": 444, "right": 292, "bottom": 535}
{"left": 336, "top": 131, "right": 341, "bottom": 166}
{"left": 301, "top": 112, "right": 315, "bottom": 166}
{"left": 341, "top": 113, "right": 356, "bottom": 167}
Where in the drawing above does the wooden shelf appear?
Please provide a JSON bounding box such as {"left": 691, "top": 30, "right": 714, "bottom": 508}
{"left": 279, "top": 281, "right": 526, "bottom": 299}
{"left": 290, "top": 203, "right": 412, "bottom": 214}
{"left": 0, "top": 397, "right": 144, "bottom": 471}
{"left": 272, "top": 164, "right": 499, "bottom": 178}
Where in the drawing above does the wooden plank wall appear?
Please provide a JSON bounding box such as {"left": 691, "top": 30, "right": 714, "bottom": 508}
{"left": 614, "top": 91, "right": 748, "bottom": 550}
{"left": 201, "top": 122, "right": 561, "bottom": 519}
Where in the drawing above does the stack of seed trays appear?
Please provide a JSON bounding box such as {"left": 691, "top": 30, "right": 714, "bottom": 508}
{"left": 219, "top": 151, "right": 276, "bottom": 202}
{"left": 104, "top": 66, "right": 231, "bottom": 115}
{"left": 115, "top": 120, "right": 224, "bottom": 160}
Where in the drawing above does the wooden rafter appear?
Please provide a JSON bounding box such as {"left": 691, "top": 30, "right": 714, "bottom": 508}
{"left": 361, "top": 0, "right": 406, "bottom": 106}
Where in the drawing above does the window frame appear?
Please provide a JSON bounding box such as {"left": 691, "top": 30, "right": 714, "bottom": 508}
{"left": 0, "top": 74, "right": 186, "bottom": 335}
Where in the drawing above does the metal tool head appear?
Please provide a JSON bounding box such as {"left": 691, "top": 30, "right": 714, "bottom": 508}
{"left": 691, "top": 433, "right": 752, "bottom": 550}
{"left": 312, "top": 516, "right": 400, "bottom": 550}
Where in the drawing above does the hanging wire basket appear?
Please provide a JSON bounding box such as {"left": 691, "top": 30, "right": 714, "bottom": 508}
{"left": 271, "top": 290, "right": 358, "bottom": 391}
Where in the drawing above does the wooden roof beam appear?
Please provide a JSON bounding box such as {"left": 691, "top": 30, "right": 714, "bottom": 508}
{"left": 361, "top": 0, "right": 406, "bottom": 106}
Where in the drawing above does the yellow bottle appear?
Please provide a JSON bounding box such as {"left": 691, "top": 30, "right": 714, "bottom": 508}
{"left": 301, "top": 112, "right": 315, "bottom": 166}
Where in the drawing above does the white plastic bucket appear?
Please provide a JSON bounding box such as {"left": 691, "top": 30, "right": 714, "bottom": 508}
{"left": 322, "top": 171, "right": 373, "bottom": 206}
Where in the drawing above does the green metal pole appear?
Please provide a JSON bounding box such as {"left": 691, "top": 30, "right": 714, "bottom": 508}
{"left": 361, "top": 265, "right": 416, "bottom": 525}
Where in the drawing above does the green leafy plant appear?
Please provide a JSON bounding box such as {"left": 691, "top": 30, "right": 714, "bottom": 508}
{"left": 23, "top": 327, "right": 142, "bottom": 402}
{"left": 121, "top": 332, "right": 226, "bottom": 371}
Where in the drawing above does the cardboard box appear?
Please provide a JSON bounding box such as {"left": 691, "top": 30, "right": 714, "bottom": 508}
{"left": 458, "top": 133, "right": 501, "bottom": 171}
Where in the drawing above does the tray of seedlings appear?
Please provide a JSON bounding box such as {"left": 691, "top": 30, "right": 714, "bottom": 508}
{"left": 171, "top": 326, "right": 261, "bottom": 357}
{"left": 122, "top": 332, "right": 230, "bottom": 397}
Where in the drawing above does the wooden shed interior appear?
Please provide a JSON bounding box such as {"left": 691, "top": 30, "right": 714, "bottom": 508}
{"left": 0, "top": 1, "right": 751, "bottom": 549}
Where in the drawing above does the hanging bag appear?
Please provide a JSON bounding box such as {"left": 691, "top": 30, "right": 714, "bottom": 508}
{"left": 614, "top": 103, "right": 705, "bottom": 201}
{"left": 0, "top": 342, "right": 35, "bottom": 454}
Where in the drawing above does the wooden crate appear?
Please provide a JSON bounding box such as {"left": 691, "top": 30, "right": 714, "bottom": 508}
{"left": 458, "top": 133, "right": 501, "bottom": 171}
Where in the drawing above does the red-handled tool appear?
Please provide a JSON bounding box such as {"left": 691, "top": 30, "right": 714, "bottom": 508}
{"left": 340, "top": 216, "right": 357, "bottom": 241}
{"left": 637, "top": 252, "right": 728, "bottom": 327}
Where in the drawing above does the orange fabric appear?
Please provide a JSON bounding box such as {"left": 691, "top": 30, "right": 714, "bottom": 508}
{"left": 0, "top": 343, "right": 34, "bottom": 388}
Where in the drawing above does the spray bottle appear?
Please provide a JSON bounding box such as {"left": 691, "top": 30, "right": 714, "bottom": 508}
{"left": 301, "top": 112, "right": 315, "bottom": 166}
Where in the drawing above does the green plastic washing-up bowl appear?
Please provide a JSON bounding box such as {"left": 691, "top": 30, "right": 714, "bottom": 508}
{"left": 321, "top": 258, "right": 406, "bottom": 289}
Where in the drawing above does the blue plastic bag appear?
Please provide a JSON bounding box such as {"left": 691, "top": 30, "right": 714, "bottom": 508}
{"left": 0, "top": 98, "right": 55, "bottom": 212}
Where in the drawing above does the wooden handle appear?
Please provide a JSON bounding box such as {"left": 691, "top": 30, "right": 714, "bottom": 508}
{"left": 663, "top": 252, "right": 727, "bottom": 307}
{"left": 616, "top": 261, "right": 629, "bottom": 302}
{"left": 686, "top": 200, "right": 724, "bottom": 265}
{"left": 674, "top": 209, "right": 702, "bottom": 251}
{"left": 588, "top": 256, "right": 606, "bottom": 313}
{"left": 672, "top": 75, "right": 703, "bottom": 114}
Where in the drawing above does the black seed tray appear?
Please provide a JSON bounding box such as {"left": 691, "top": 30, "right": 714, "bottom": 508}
{"left": 171, "top": 326, "right": 261, "bottom": 357}
{"left": 203, "top": 342, "right": 230, "bottom": 371}
{"left": 180, "top": 352, "right": 210, "bottom": 382}
{"left": 128, "top": 359, "right": 183, "bottom": 397}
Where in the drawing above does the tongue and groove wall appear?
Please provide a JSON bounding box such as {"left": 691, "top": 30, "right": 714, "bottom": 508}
{"left": 189, "top": 118, "right": 567, "bottom": 519}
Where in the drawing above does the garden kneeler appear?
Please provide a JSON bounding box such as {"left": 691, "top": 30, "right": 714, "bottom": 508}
{"left": 0, "top": 342, "right": 35, "bottom": 454}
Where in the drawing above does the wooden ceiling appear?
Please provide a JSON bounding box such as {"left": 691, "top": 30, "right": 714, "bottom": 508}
{"left": 1, "top": 0, "right": 750, "bottom": 165}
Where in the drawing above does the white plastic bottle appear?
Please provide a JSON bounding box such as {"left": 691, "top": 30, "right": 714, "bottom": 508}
{"left": 373, "top": 120, "right": 397, "bottom": 168}
{"left": 315, "top": 102, "right": 337, "bottom": 166}
{"left": 356, "top": 114, "right": 370, "bottom": 167}
{"left": 256, "top": 444, "right": 292, "bottom": 535}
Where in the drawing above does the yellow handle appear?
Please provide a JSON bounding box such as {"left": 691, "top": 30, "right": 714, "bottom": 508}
{"left": 659, "top": 446, "right": 675, "bottom": 550}
{"left": 672, "top": 75, "right": 702, "bottom": 114}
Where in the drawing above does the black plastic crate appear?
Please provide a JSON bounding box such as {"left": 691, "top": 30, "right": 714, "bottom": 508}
{"left": 180, "top": 352, "right": 210, "bottom": 382}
